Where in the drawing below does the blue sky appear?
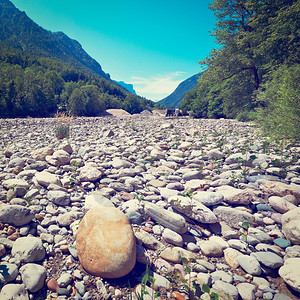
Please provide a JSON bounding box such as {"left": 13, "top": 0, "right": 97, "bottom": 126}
{"left": 11, "top": 0, "right": 217, "bottom": 101}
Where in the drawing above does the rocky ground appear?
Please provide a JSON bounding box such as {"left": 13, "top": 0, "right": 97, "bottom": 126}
{"left": 0, "top": 113, "right": 299, "bottom": 300}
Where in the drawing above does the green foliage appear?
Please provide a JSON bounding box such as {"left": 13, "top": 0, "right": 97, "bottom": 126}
{"left": 0, "top": 44, "right": 156, "bottom": 117}
{"left": 254, "top": 64, "right": 300, "bottom": 140}
{"left": 181, "top": 0, "right": 299, "bottom": 137}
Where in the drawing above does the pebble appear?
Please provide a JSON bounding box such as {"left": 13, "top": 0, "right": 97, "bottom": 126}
{"left": 0, "top": 116, "right": 299, "bottom": 300}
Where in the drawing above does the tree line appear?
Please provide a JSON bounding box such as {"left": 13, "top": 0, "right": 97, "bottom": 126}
{"left": 181, "top": 0, "right": 299, "bottom": 139}
{"left": 0, "top": 45, "right": 159, "bottom": 117}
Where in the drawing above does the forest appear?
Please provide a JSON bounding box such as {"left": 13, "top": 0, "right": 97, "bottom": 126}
{"left": 180, "top": 0, "right": 299, "bottom": 139}
{"left": 0, "top": 44, "right": 159, "bottom": 117}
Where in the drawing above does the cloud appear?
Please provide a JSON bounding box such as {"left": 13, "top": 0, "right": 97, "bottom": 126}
{"left": 131, "top": 71, "right": 186, "bottom": 101}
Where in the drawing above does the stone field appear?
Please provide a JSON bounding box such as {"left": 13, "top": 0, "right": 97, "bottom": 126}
{"left": 0, "top": 113, "right": 299, "bottom": 300}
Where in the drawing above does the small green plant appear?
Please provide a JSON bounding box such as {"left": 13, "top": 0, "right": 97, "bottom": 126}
{"left": 55, "top": 111, "right": 72, "bottom": 140}
{"left": 67, "top": 161, "right": 81, "bottom": 187}
{"left": 240, "top": 216, "right": 255, "bottom": 252}
{"left": 136, "top": 265, "right": 160, "bottom": 300}
{"left": 180, "top": 257, "right": 201, "bottom": 299}
{"left": 202, "top": 284, "right": 219, "bottom": 300}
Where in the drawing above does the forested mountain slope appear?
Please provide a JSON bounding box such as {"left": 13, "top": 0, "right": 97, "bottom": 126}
{"left": 158, "top": 73, "right": 201, "bottom": 108}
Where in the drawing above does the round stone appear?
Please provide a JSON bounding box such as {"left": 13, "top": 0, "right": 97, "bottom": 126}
{"left": 76, "top": 207, "right": 136, "bottom": 278}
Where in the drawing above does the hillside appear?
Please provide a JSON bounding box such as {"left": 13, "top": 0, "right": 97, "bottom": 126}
{"left": 158, "top": 73, "right": 201, "bottom": 108}
{"left": 0, "top": 0, "right": 158, "bottom": 117}
{"left": 0, "top": 0, "right": 110, "bottom": 80}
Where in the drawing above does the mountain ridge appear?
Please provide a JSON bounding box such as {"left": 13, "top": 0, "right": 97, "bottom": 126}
{"left": 158, "top": 73, "right": 201, "bottom": 108}
{"left": 0, "top": 0, "right": 110, "bottom": 80}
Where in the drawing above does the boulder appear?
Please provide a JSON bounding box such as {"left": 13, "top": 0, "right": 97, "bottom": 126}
{"left": 20, "top": 263, "right": 47, "bottom": 292}
{"left": 34, "top": 171, "right": 61, "bottom": 187}
{"left": 31, "top": 147, "right": 54, "bottom": 161}
{"left": 78, "top": 164, "right": 103, "bottom": 182}
{"left": 11, "top": 237, "right": 45, "bottom": 262}
{"left": 168, "top": 195, "right": 217, "bottom": 224}
{"left": 76, "top": 207, "right": 136, "bottom": 278}
{"left": 279, "top": 258, "right": 300, "bottom": 292}
{"left": 0, "top": 284, "right": 29, "bottom": 300}
{"left": 261, "top": 181, "right": 300, "bottom": 201}
{"left": 46, "top": 150, "right": 70, "bottom": 166}
{"left": 282, "top": 207, "right": 300, "bottom": 245}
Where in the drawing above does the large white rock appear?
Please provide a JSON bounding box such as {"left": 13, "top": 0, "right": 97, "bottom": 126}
{"left": 168, "top": 195, "right": 217, "bottom": 224}
{"left": 76, "top": 207, "right": 136, "bottom": 278}
{"left": 47, "top": 190, "right": 70, "bottom": 206}
{"left": 2, "top": 179, "right": 29, "bottom": 197}
{"left": 31, "top": 147, "right": 54, "bottom": 161}
{"left": 11, "top": 237, "right": 45, "bottom": 263}
{"left": 144, "top": 202, "right": 188, "bottom": 234}
{"left": 279, "top": 258, "right": 300, "bottom": 292}
{"left": 34, "top": 171, "right": 61, "bottom": 187}
{"left": 0, "top": 284, "right": 29, "bottom": 300}
{"left": 78, "top": 164, "right": 103, "bottom": 182}
{"left": 46, "top": 150, "right": 70, "bottom": 166}
{"left": 20, "top": 263, "right": 47, "bottom": 292}
{"left": 282, "top": 207, "right": 300, "bottom": 245}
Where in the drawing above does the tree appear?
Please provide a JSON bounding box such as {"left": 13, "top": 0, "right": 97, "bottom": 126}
{"left": 255, "top": 64, "right": 300, "bottom": 140}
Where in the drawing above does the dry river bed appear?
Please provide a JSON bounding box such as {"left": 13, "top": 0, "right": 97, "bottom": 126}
{"left": 0, "top": 114, "right": 299, "bottom": 300}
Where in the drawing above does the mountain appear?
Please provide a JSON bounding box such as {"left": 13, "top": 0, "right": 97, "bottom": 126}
{"left": 115, "top": 81, "right": 136, "bottom": 94}
{"left": 158, "top": 73, "right": 201, "bottom": 108}
{"left": 0, "top": 0, "right": 158, "bottom": 118}
{"left": 0, "top": 0, "right": 110, "bottom": 80}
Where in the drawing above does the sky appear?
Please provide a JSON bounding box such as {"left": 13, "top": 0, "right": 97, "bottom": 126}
{"left": 11, "top": 0, "right": 218, "bottom": 101}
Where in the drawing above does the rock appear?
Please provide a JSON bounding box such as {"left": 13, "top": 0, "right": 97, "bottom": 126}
{"left": 31, "top": 147, "right": 54, "bottom": 161}
{"left": 182, "top": 170, "right": 203, "bottom": 181}
{"left": 211, "top": 270, "right": 233, "bottom": 283}
{"left": 212, "top": 280, "right": 239, "bottom": 300}
{"left": 78, "top": 164, "right": 103, "bottom": 182}
{"left": 279, "top": 258, "right": 300, "bottom": 292}
{"left": 224, "top": 248, "right": 242, "bottom": 268}
{"left": 111, "top": 158, "right": 132, "bottom": 169}
{"left": 168, "top": 195, "right": 217, "bottom": 224}
{"left": 160, "top": 247, "right": 181, "bottom": 263}
{"left": 0, "top": 263, "right": 18, "bottom": 283}
{"left": 47, "top": 190, "right": 70, "bottom": 206}
{"left": 213, "top": 206, "right": 252, "bottom": 229}
{"left": 47, "top": 277, "right": 59, "bottom": 292}
{"left": 57, "top": 211, "right": 84, "bottom": 227}
{"left": 162, "top": 228, "right": 183, "bottom": 247}
{"left": 11, "top": 237, "right": 45, "bottom": 262}
{"left": 144, "top": 202, "right": 188, "bottom": 234}
{"left": 282, "top": 207, "right": 300, "bottom": 245}
{"left": 251, "top": 251, "right": 283, "bottom": 269}
{"left": 215, "top": 186, "right": 253, "bottom": 205}
{"left": 19, "top": 263, "right": 47, "bottom": 292}
{"left": 268, "top": 196, "right": 297, "bottom": 213}
{"left": 85, "top": 191, "right": 114, "bottom": 209}
{"left": 237, "top": 282, "right": 256, "bottom": 300}
{"left": 57, "top": 272, "right": 73, "bottom": 288}
{"left": 76, "top": 207, "right": 136, "bottom": 278}
{"left": 236, "top": 255, "right": 261, "bottom": 275}
{"left": 0, "top": 204, "right": 34, "bottom": 226}
{"left": 34, "top": 171, "right": 61, "bottom": 187}
{"left": 261, "top": 181, "right": 300, "bottom": 201}
{"left": 2, "top": 179, "right": 29, "bottom": 197}
{"left": 192, "top": 191, "right": 224, "bottom": 206}
{"left": 46, "top": 150, "right": 70, "bottom": 166}
{"left": 135, "top": 229, "right": 164, "bottom": 250}
{"left": 0, "top": 284, "right": 29, "bottom": 300}
{"left": 274, "top": 238, "right": 291, "bottom": 249}
{"left": 248, "top": 228, "right": 272, "bottom": 244}
{"left": 199, "top": 240, "right": 223, "bottom": 257}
